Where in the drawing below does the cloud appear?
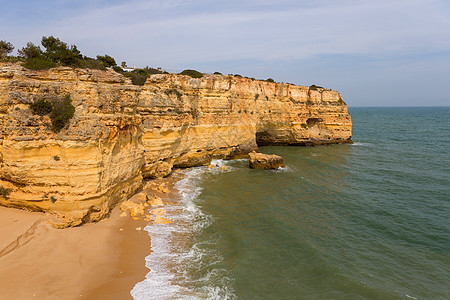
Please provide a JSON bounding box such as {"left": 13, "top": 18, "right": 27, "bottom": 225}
{"left": 1, "top": 0, "right": 449, "bottom": 105}
{"left": 4, "top": 0, "right": 449, "bottom": 65}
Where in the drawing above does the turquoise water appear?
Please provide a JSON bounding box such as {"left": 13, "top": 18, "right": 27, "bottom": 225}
{"left": 133, "top": 107, "right": 450, "bottom": 299}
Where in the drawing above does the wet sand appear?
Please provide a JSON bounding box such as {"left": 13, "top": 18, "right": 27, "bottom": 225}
{"left": 0, "top": 171, "right": 183, "bottom": 300}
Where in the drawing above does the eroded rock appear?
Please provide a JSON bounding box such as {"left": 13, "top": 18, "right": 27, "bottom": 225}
{"left": 147, "top": 195, "right": 163, "bottom": 206}
{"left": 0, "top": 63, "right": 352, "bottom": 226}
{"left": 249, "top": 152, "right": 285, "bottom": 170}
{"left": 119, "top": 201, "right": 145, "bottom": 218}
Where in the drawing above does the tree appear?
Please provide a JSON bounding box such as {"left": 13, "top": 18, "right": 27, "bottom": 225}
{"left": 0, "top": 40, "right": 14, "bottom": 57}
{"left": 96, "top": 54, "right": 116, "bottom": 67}
{"left": 18, "top": 42, "right": 43, "bottom": 59}
{"left": 41, "top": 36, "right": 82, "bottom": 65}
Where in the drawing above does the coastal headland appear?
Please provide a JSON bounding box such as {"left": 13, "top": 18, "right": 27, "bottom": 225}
{"left": 0, "top": 62, "right": 352, "bottom": 227}
{"left": 0, "top": 62, "right": 352, "bottom": 299}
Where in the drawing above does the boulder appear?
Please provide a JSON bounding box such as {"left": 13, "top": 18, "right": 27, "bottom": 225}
{"left": 248, "top": 152, "right": 285, "bottom": 170}
{"left": 147, "top": 194, "right": 164, "bottom": 206}
{"left": 119, "top": 201, "right": 145, "bottom": 218}
{"left": 142, "top": 161, "right": 173, "bottom": 179}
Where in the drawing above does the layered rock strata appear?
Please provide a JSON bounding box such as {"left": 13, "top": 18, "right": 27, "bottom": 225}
{"left": 0, "top": 63, "right": 352, "bottom": 226}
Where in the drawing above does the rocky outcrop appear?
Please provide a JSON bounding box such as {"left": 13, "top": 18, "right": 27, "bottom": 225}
{"left": 249, "top": 152, "right": 285, "bottom": 170}
{"left": 0, "top": 63, "right": 352, "bottom": 226}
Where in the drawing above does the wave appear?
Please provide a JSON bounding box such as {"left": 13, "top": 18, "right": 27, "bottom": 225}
{"left": 351, "top": 142, "right": 372, "bottom": 146}
{"left": 273, "top": 165, "right": 295, "bottom": 173}
{"left": 131, "top": 164, "right": 236, "bottom": 300}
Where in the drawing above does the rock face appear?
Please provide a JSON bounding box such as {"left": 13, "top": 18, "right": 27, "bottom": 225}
{"left": 0, "top": 63, "right": 352, "bottom": 226}
{"left": 249, "top": 152, "right": 286, "bottom": 170}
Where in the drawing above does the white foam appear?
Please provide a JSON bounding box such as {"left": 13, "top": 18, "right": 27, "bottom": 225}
{"left": 273, "top": 165, "right": 294, "bottom": 173}
{"left": 352, "top": 142, "right": 371, "bottom": 146}
{"left": 131, "top": 166, "right": 236, "bottom": 300}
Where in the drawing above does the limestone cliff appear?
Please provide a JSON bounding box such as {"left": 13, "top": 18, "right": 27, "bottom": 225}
{"left": 0, "top": 63, "right": 352, "bottom": 226}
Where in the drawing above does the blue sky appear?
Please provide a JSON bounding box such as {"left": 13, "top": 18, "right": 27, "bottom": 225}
{"left": 1, "top": 0, "right": 449, "bottom": 106}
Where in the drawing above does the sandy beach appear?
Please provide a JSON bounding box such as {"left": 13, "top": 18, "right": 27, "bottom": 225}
{"left": 0, "top": 172, "right": 183, "bottom": 300}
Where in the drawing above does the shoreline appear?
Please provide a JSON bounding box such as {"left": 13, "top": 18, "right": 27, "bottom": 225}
{"left": 0, "top": 171, "right": 184, "bottom": 300}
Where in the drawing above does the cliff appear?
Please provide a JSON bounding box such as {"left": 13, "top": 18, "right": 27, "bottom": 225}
{"left": 0, "top": 63, "right": 352, "bottom": 227}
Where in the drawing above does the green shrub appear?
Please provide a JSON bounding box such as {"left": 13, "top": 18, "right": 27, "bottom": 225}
{"left": 0, "top": 40, "right": 14, "bottom": 58}
{"left": 309, "top": 84, "right": 323, "bottom": 91}
{"left": 234, "top": 74, "right": 242, "bottom": 77}
{"left": 180, "top": 69, "right": 203, "bottom": 78}
{"left": 22, "top": 57, "right": 57, "bottom": 70}
{"left": 0, "top": 186, "right": 11, "bottom": 198}
{"left": 96, "top": 54, "right": 116, "bottom": 67}
{"left": 0, "top": 56, "right": 22, "bottom": 63}
{"left": 112, "top": 66, "right": 124, "bottom": 73}
{"left": 41, "top": 36, "right": 82, "bottom": 66}
{"left": 18, "top": 42, "right": 43, "bottom": 59}
{"left": 213, "top": 72, "right": 222, "bottom": 75}
{"left": 50, "top": 95, "right": 75, "bottom": 132}
{"left": 338, "top": 97, "right": 346, "bottom": 105}
{"left": 165, "top": 89, "right": 182, "bottom": 99}
{"left": 17, "top": 37, "right": 118, "bottom": 71}
{"left": 131, "top": 74, "right": 147, "bottom": 85}
{"left": 30, "top": 99, "right": 53, "bottom": 115}
{"left": 266, "top": 78, "right": 275, "bottom": 83}
{"left": 143, "top": 66, "right": 166, "bottom": 75}
{"left": 135, "top": 69, "right": 148, "bottom": 76}
{"left": 75, "top": 58, "right": 106, "bottom": 70}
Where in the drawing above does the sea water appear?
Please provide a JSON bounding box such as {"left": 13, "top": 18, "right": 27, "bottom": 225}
{"left": 132, "top": 107, "right": 450, "bottom": 299}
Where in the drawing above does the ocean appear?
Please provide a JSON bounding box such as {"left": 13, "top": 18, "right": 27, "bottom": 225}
{"left": 132, "top": 107, "right": 450, "bottom": 299}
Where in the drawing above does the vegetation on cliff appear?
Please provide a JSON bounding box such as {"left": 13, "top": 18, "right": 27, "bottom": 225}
{"left": 1, "top": 36, "right": 342, "bottom": 95}
{"left": 1, "top": 36, "right": 112, "bottom": 71}
{"left": 112, "top": 66, "right": 167, "bottom": 86}
{"left": 309, "top": 84, "right": 324, "bottom": 91}
{"left": 15, "top": 36, "right": 107, "bottom": 70}
{"left": 180, "top": 69, "right": 204, "bottom": 78}
{"left": 50, "top": 95, "right": 76, "bottom": 132}
{"left": 29, "top": 99, "right": 53, "bottom": 116}
{"left": 0, "top": 186, "right": 11, "bottom": 198}
{"left": 0, "top": 40, "right": 14, "bottom": 58}
{"left": 2, "top": 36, "right": 171, "bottom": 85}
{"left": 29, "top": 95, "right": 75, "bottom": 132}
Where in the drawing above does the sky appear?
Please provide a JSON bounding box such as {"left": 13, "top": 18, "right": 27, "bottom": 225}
{"left": 1, "top": 0, "right": 450, "bottom": 106}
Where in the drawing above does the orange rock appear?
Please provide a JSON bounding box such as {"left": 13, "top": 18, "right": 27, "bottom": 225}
{"left": 249, "top": 152, "right": 285, "bottom": 170}
{"left": 157, "top": 185, "right": 169, "bottom": 194}
{"left": 120, "top": 201, "right": 145, "bottom": 217}
{"left": 154, "top": 215, "right": 172, "bottom": 224}
{"left": 0, "top": 63, "right": 352, "bottom": 227}
{"left": 148, "top": 195, "right": 163, "bottom": 206}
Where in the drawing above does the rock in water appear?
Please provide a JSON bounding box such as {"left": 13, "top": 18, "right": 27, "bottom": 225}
{"left": 147, "top": 195, "right": 164, "bottom": 206}
{"left": 249, "top": 152, "right": 285, "bottom": 170}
